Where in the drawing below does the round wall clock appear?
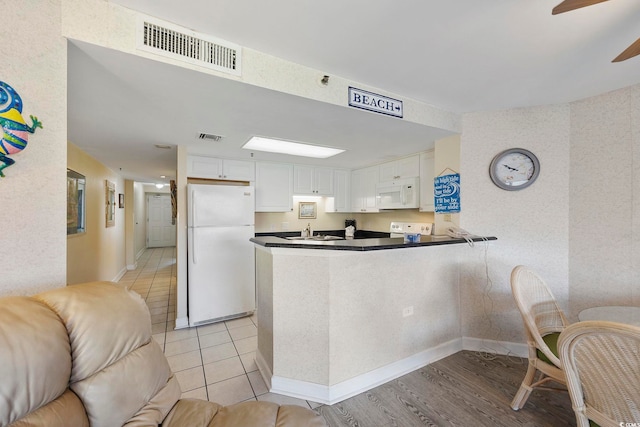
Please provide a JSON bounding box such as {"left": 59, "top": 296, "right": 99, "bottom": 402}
{"left": 489, "top": 148, "right": 540, "bottom": 191}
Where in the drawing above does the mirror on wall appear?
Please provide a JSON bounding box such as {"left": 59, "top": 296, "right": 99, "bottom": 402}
{"left": 67, "top": 169, "right": 86, "bottom": 235}
{"left": 106, "top": 180, "right": 115, "bottom": 227}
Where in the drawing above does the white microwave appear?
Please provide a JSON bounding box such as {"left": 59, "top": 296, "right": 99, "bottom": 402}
{"left": 375, "top": 177, "right": 419, "bottom": 209}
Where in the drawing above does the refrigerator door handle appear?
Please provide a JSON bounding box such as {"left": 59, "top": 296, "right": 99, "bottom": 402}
{"left": 190, "top": 189, "right": 198, "bottom": 264}
{"left": 190, "top": 189, "right": 196, "bottom": 226}
{"left": 191, "top": 230, "right": 197, "bottom": 264}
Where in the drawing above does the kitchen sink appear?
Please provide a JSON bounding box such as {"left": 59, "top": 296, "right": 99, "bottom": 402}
{"left": 285, "top": 235, "right": 344, "bottom": 241}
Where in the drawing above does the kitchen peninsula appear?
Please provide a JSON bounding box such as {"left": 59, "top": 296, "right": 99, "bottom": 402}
{"left": 251, "top": 232, "right": 496, "bottom": 405}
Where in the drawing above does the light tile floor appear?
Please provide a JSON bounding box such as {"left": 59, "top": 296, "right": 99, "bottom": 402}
{"left": 118, "top": 247, "right": 321, "bottom": 410}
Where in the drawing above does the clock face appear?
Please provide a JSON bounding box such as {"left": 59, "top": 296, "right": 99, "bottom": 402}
{"left": 489, "top": 149, "right": 540, "bottom": 191}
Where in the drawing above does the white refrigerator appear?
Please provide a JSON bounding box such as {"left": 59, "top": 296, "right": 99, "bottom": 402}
{"left": 187, "top": 183, "right": 256, "bottom": 326}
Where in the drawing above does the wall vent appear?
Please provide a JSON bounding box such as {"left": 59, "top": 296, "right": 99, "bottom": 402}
{"left": 198, "top": 133, "right": 223, "bottom": 141}
{"left": 137, "top": 16, "right": 241, "bottom": 76}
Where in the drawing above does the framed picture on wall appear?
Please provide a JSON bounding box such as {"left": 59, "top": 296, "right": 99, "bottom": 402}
{"left": 105, "top": 180, "right": 115, "bottom": 227}
{"left": 67, "top": 169, "right": 86, "bottom": 235}
{"left": 298, "top": 202, "right": 317, "bottom": 219}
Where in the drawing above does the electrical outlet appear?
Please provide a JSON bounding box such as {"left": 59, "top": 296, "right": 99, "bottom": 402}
{"left": 443, "top": 214, "right": 452, "bottom": 222}
{"left": 402, "top": 306, "right": 414, "bottom": 317}
{"left": 281, "top": 222, "right": 289, "bottom": 231}
{"left": 270, "top": 223, "right": 276, "bottom": 231}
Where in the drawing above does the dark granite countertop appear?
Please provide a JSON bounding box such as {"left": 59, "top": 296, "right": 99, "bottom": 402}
{"left": 251, "top": 230, "right": 497, "bottom": 252}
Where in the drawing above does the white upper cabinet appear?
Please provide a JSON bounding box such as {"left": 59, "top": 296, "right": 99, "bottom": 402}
{"left": 255, "top": 162, "right": 293, "bottom": 212}
{"left": 419, "top": 150, "right": 435, "bottom": 212}
{"left": 187, "top": 156, "right": 255, "bottom": 181}
{"left": 327, "top": 169, "right": 351, "bottom": 213}
{"left": 293, "top": 165, "right": 334, "bottom": 195}
{"left": 223, "top": 159, "right": 256, "bottom": 181}
{"left": 378, "top": 154, "right": 420, "bottom": 182}
{"left": 350, "top": 165, "right": 379, "bottom": 213}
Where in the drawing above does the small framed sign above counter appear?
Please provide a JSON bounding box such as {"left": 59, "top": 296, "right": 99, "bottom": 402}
{"left": 298, "top": 202, "right": 317, "bottom": 219}
{"left": 434, "top": 173, "right": 461, "bottom": 214}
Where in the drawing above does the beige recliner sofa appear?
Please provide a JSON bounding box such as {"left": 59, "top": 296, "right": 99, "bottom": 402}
{"left": 0, "top": 281, "right": 326, "bottom": 427}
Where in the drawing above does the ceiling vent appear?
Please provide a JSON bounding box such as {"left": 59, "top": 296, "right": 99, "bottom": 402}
{"left": 198, "top": 133, "right": 223, "bottom": 141}
{"left": 137, "top": 16, "right": 241, "bottom": 76}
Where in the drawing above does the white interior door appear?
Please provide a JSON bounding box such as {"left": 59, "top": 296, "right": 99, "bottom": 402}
{"left": 147, "top": 194, "right": 176, "bottom": 247}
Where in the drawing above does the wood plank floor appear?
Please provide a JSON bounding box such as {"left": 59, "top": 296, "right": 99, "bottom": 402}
{"left": 316, "top": 351, "right": 575, "bottom": 427}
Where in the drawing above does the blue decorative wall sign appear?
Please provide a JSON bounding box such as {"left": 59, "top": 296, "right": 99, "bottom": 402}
{"left": 434, "top": 173, "right": 461, "bottom": 213}
{"left": 348, "top": 87, "right": 403, "bottom": 118}
{"left": 0, "top": 81, "right": 42, "bottom": 177}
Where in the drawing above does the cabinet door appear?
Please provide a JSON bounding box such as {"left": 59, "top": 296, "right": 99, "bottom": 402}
{"left": 396, "top": 155, "right": 420, "bottom": 178}
{"left": 419, "top": 150, "right": 435, "bottom": 212}
{"left": 187, "top": 156, "right": 255, "bottom": 181}
{"left": 223, "top": 159, "right": 255, "bottom": 181}
{"left": 351, "top": 166, "right": 379, "bottom": 212}
{"left": 378, "top": 155, "right": 420, "bottom": 181}
{"left": 314, "top": 167, "right": 334, "bottom": 195}
{"left": 331, "top": 169, "right": 350, "bottom": 212}
{"left": 378, "top": 161, "right": 398, "bottom": 182}
{"left": 293, "top": 166, "right": 334, "bottom": 195}
{"left": 187, "top": 156, "right": 223, "bottom": 179}
{"left": 255, "top": 162, "right": 293, "bottom": 212}
{"left": 362, "top": 166, "right": 379, "bottom": 211}
{"left": 293, "top": 165, "right": 314, "bottom": 194}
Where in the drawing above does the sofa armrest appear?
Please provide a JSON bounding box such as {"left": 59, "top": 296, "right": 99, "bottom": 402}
{"left": 274, "top": 404, "right": 327, "bottom": 427}
{"left": 162, "top": 399, "right": 326, "bottom": 427}
{"left": 161, "top": 399, "right": 222, "bottom": 426}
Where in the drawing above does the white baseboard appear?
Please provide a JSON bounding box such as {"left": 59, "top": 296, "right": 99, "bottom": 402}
{"left": 255, "top": 350, "right": 273, "bottom": 390}
{"left": 112, "top": 267, "right": 127, "bottom": 283}
{"left": 127, "top": 263, "right": 137, "bottom": 270}
{"left": 267, "top": 338, "right": 462, "bottom": 405}
{"left": 462, "top": 336, "right": 528, "bottom": 358}
{"left": 261, "top": 337, "right": 527, "bottom": 405}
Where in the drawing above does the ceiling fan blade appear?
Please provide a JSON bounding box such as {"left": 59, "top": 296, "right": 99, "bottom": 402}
{"left": 613, "top": 37, "right": 640, "bottom": 62}
{"left": 552, "top": 0, "right": 609, "bottom": 15}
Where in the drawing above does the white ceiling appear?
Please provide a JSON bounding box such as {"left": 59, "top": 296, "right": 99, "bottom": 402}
{"left": 68, "top": 0, "right": 640, "bottom": 184}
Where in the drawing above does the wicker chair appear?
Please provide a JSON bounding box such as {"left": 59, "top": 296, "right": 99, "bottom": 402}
{"left": 558, "top": 321, "right": 640, "bottom": 427}
{"left": 510, "top": 265, "right": 568, "bottom": 410}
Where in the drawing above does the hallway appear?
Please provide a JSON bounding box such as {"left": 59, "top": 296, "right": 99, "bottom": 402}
{"left": 118, "top": 247, "right": 320, "bottom": 409}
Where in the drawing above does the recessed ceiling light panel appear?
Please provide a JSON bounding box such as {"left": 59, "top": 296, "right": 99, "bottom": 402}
{"left": 242, "top": 136, "right": 345, "bottom": 159}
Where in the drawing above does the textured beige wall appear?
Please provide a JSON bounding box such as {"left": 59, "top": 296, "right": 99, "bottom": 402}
{"left": 459, "top": 84, "right": 640, "bottom": 348}
{"left": 67, "top": 143, "right": 126, "bottom": 284}
{"left": 1, "top": 0, "right": 67, "bottom": 296}
{"left": 460, "top": 103, "right": 571, "bottom": 344}
{"left": 255, "top": 247, "right": 275, "bottom": 375}
{"left": 568, "top": 85, "right": 640, "bottom": 314}
{"left": 263, "top": 244, "right": 462, "bottom": 386}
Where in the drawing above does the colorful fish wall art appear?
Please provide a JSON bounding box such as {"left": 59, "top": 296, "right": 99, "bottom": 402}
{"left": 0, "top": 81, "right": 42, "bottom": 177}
